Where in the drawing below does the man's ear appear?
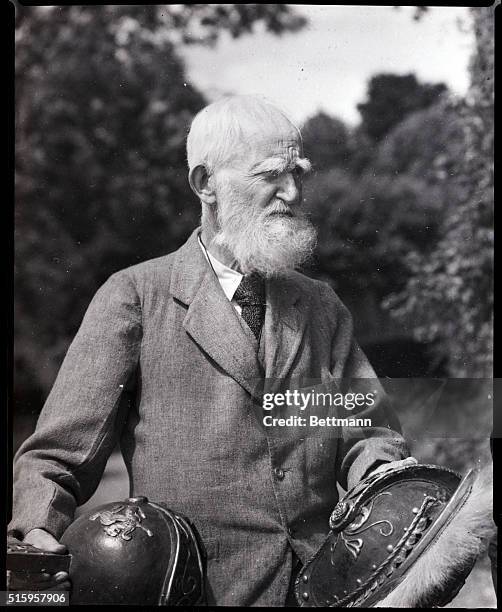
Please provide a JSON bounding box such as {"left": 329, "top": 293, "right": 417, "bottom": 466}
{"left": 189, "top": 165, "right": 216, "bottom": 205}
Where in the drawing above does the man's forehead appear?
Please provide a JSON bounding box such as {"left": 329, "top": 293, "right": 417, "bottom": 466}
{"left": 226, "top": 111, "right": 304, "bottom": 168}
{"left": 260, "top": 136, "right": 301, "bottom": 152}
{"left": 240, "top": 111, "right": 301, "bottom": 148}
{"left": 245, "top": 135, "right": 303, "bottom": 164}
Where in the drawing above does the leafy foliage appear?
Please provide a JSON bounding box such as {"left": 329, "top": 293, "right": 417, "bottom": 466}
{"left": 383, "top": 8, "right": 494, "bottom": 377}
{"left": 373, "top": 99, "right": 467, "bottom": 181}
{"left": 301, "top": 113, "right": 352, "bottom": 171}
{"left": 302, "top": 11, "right": 493, "bottom": 378}
{"left": 357, "top": 73, "right": 447, "bottom": 142}
{"left": 154, "top": 4, "right": 307, "bottom": 45}
{"left": 305, "top": 169, "right": 440, "bottom": 299}
{"left": 302, "top": 76, "right": 452, "bottom": 335}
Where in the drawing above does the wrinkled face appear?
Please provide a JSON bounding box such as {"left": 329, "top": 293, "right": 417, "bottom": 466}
{"left": 217, "top": 129, "right": 309, "bottom": 214}
{"left": 211, "top": 118, "right": 317, "bottom": 277}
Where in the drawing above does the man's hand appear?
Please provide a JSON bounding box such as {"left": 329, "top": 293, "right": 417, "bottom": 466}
{"left": 367, "top": 457, "right": 418, "bottom": 478}
{"left": 7, "top": 529, "right": 71, "bottom": 591}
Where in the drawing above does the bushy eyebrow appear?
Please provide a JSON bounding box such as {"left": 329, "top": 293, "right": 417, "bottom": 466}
{"left": 250, "top": 156, "right": 312, "bottom": 176}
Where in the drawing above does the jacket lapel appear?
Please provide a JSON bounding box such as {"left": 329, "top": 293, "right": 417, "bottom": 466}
{"left": 263, "top": 274, "right": 312, "bottom": 393}
{"left": 170, "top": 228, "right": 264, "bottom": 401}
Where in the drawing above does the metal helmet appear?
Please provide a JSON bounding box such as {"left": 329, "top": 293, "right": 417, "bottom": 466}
{"left": 295, "top": 463, "right": 494, "bottom": 608}
{"left": 60, "top": 496, "right": 205, "bottom": 606}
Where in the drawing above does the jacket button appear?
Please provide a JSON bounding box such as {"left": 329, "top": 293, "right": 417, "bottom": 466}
{"left": 274, "top": 467, "right": 285, "bottom": 480}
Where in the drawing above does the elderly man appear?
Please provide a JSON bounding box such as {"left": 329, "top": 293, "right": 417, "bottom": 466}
{"left": 9, "top": 95, "right": 411, "bottom": 606}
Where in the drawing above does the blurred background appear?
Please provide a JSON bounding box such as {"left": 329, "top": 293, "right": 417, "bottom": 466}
{"left": 13, "top": 5, "right": 494, "bottom": 606}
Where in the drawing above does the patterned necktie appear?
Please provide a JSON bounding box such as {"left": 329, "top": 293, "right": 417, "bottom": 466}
{"left": 233, "top": 273, "right": 266, "bottom": 340}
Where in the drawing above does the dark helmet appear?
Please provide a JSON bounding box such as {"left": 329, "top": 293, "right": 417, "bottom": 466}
{"left": 60, "top": 497, "right": 205, "bottom": 606}
{"left": 295, "top": 463, "right": 494, "bottom": 608}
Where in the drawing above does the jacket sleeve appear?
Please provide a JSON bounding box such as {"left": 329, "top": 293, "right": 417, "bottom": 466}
{"left": 9, "top": 271, "right": 142, "bottom": 539}
{"left": 318, "top": 282, "right": 409, "bottom": 491}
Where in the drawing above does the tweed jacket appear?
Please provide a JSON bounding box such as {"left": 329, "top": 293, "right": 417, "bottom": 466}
{"left": 10, "top": 227, "right": 408, "bottom": 606}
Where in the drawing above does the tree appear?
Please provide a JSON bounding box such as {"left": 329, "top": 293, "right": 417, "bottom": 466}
{"left": 304, "top": 168, "right": 440, "bottom": 300}
{"left": 14, "top": 4, "right": 307, "bottom": 43}
{"left": 301, "top": 112, "right": 352, "bottom": 171}
{"left": 153, "top": 4, "right": 307, "bottom": 45}
{"left": 373, "top": 98, "right": 467, "bottom": 181}
{"left": 357, "top": 73, "right": 447, "bottom": 142}
{"left": 301, "top": 92, "right": 464, "bottom": 363}
{"left": 383, "top": 7, "right": 494, "bottom": 377}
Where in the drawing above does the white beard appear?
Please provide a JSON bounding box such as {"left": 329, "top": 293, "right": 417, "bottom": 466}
{"left": 211, "top": 180, "right": 317, "bottom": 278}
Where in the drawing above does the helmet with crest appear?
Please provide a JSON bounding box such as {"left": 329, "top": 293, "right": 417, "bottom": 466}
{"left": 295, "top": 464, "right": 494, "bottom": 608}
{"left": 60, "top": 496, "right": 205, "bottom": 605}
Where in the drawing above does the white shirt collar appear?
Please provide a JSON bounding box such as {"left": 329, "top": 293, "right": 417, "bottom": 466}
{"left": 198, "top": 233, "right": 243, "bottom": 302}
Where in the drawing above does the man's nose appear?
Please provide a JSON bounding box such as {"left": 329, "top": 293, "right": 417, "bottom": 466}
{"left": 275, "top": 172, "right": 300, "bottom": 204}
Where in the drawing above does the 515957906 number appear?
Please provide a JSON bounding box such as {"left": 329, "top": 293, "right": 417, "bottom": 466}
{"left": 1, "top": 591, "right": 69, "bottom": 606}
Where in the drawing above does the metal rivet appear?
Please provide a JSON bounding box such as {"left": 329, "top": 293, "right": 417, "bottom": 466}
{"left": 302, "top": 592, "right": 309, "bottom": 601}
{"left": 127, "top": 496, "right": 148, "bottom": 504}
{"left": 387, "top": 544, "right": 394, "bottom": 552}
{"left": 274, "top": 467, "right": 285, "bottom": 480}
{"left": 302, "top": 574, "right": 309, "bottom": 583}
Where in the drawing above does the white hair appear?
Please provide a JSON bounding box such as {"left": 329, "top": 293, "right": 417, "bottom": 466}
{"left": 186, "top": 95, "right": 301, "bottom": 173}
